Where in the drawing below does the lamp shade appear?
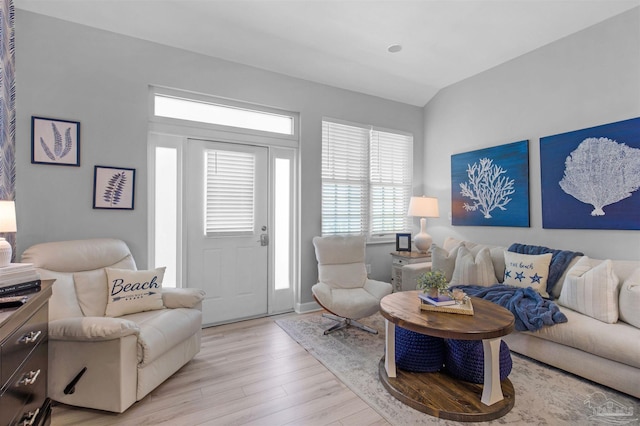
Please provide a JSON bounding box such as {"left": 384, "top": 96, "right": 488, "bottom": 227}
{"left": 0, "top": 201, "right": 16, "bottom": 232}
{"left": 407, "top": 196, "right": 439, "bottom": 218}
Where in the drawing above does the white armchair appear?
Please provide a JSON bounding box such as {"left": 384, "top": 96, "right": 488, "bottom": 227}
{"left": 21, "top": 238, "right": 205, "bottom": 413}
{"left": 312, "top": 235, "right": 392, "bottom": 334}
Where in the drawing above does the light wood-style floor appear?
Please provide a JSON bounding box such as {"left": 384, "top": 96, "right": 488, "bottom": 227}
{"left": 51, "top": 313, "right": 391, "bottom": 426}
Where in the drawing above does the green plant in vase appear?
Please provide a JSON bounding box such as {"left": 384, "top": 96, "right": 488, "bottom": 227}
{"left": 416, "top": 270, "right": 449, "bottom": 298}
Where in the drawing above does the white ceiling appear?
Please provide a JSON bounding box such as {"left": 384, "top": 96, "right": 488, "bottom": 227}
{"left": 15, "top": 0, "right": 640, "bottom": 106}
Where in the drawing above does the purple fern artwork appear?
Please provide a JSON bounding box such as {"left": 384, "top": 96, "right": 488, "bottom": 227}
{"left": 103, "top": 171, "right": 127, "bottom": 206}
{"left": 31, "top": 117, "right": 80, "bottom": 166}
{"left": 93, "top": 166, "right": 135, "bottom": 210}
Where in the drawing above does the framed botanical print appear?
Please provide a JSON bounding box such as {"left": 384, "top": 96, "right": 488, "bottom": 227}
{"left": 31, "top": 116, "right": 80, "bottom": 166}
{"left": 93, "top": 166, "right": 136, "bottom": 210}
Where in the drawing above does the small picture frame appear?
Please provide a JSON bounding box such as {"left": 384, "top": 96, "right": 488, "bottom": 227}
{"left": 93, "top": 166, "right": 136, "bottom": 210}
{"left": 396, "top": 233, "right": 412, "bottom": 252}
{"left": 31, "top": 116, "right": 80, "bottom": 166}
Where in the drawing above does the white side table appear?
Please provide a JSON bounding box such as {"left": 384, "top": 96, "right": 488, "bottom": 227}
{"left": 390, "top": 251, "right": 431, "bottom": 292}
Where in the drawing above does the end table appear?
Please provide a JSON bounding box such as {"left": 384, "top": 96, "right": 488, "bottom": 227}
{"left": 390, "top": 251, "right": 431, "bottom": 292}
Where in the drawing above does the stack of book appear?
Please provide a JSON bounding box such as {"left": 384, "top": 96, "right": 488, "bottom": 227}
{"left": 418, "top": 292, "right": 456, "bottom": 306}
{"left": 0, "top": 263, "right": 41, "bottom": 297}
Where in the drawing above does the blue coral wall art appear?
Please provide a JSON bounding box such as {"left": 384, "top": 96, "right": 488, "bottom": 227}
{"left": 451, "top": 140, "right": 530, "bottom": 227}
{"left": 540, "top": 117, "right": 640, "bottom": 230}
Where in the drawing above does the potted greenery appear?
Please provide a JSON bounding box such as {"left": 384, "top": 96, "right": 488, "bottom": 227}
{"left": 416, "top": 270, "right": 449, "bottom": 298}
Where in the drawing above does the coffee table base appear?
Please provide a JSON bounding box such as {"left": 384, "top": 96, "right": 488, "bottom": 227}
{"left": 378, "top": 357, "right": 515, "bottom": 422}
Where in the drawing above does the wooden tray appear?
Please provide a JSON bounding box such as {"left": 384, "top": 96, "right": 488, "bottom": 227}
{"left": 420, "top": 299, "right": 474, "bottom": 315}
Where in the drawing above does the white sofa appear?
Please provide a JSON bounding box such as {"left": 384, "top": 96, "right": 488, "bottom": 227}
{"left": 21, "top": 238, "right": 206, "bottom": 413}
{"left": 404, "top": 237, "right": 640, "bottom": 399}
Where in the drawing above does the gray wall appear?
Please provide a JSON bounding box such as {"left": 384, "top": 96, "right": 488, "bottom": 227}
{"left": 423, "top": 8, "right": 640, "bottom": 260}
{"left": 14, "top": 11, "right": 424, "bottom": 306}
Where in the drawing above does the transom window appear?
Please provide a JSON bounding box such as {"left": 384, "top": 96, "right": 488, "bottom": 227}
{"left": 321, "top": 119, "right": 413, "bottom": 240}
{"left": 154, "top": 94, "right": 294, "bottom": 135}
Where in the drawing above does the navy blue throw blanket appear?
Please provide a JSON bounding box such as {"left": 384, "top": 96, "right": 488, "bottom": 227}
{"left": 508, "top": 243, "right": 583, "bottom": 297}
{"left": 453, "top": 284, "right": 568, "bottom": 332}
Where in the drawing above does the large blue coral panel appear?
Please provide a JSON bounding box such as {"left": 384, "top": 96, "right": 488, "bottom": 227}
{"left": 451, "top": 140, "right": 530, "bottom": 227}
{"left": 540, "top": 117, "right": 640, "bottom": 230}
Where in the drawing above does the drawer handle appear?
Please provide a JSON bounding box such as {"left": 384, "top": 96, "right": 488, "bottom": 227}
{"left": 18, "top": 407, "right": 40, "bottom": 426}
{"left": 19, "top": 330, "right": 42, "bottom": 344}
{"left": 18, "top": 369, "right": 41, "bottom": 386}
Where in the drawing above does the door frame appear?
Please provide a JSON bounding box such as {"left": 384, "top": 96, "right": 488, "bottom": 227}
{"left": 148, "top": 91, "right": 299, "bottom": 319}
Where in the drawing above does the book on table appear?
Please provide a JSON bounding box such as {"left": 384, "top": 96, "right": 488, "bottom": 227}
{"left": 418, "top": 292, "right": 456, "bottom": 306}
{"left": 0, "top": 279, "right": 41, "bottom": 296}
{"left": 0, "top": 263, "right": 41, "bottom": 297}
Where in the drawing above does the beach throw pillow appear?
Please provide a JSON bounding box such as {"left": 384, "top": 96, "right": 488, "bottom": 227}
{"left": 503, "top": 251, "right": 552, "bottom": 298}
{"left": 74, "top": 268, "right": 109, "bottom": 316}
{"left": 558, "top": 257, "right": 619, "bottom": 324}
{"left": 450, "top": 246, "right": 496, "bottom": 287}
{"left": 619, "top": 268, "right": 640, "bottom": 328}
{"left": 105, "top": 267, "right": 166, "bottom": 317}
{"left": 430, "top": 243, "right": 463, "bottom": 282}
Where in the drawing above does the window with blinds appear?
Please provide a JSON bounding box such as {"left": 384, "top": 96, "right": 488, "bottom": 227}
{"left": 205, "top": 149, "right": 255, "bottom": 235}
{"left": 321, "top": 120, "right": 413, "bottom": 239}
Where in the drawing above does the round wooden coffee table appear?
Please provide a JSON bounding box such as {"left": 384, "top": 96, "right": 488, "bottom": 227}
{"left": 379, "top": 290, "right": 515, "bottom": 422}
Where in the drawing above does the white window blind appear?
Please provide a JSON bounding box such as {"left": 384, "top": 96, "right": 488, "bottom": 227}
{"left": 205, "top": 149, "right": 255, "bottom": 234}
{"left": 370, "top": 130, "right": 413, "bottom": 235}
{"left": 322, "top": 120, "right": 413, "bottom": 239}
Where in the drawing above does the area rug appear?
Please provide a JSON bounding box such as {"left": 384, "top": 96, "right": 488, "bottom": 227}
{"left": 276, "top": 313, "right": 639, "bottom": 425}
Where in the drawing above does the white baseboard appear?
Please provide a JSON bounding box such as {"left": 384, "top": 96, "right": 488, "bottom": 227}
{"left": 296, "top": 300, "right": 322, "bottom": 314}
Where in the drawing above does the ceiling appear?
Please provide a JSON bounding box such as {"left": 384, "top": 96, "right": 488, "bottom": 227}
{"left": 15, "top": 0, "right": 640, "bottom": 106}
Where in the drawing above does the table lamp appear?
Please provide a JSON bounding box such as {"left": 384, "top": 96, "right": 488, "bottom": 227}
{"left": 0, "top": 200, "right": 17, "bottom": 267}
{"left": 407, "top": 196, "right": 439, "bottom": 253}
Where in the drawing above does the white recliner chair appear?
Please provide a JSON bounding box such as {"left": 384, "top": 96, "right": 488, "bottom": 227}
{"left": 21, "top": 238, "right": 205, "bottom": 413}
{"left": 312, "top": 235, "right": 392, "bottom": 335}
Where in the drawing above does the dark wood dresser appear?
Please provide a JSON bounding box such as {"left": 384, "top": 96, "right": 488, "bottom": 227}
{"left": 0, "top": 281, "right": 52, "bottom": 426}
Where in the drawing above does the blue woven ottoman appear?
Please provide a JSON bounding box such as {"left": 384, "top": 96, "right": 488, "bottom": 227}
{"left": 395, "top": 325, "right": 445, "bottom": 372}
{"left": 444, "top": 339, "right": 512, "bottom": 383}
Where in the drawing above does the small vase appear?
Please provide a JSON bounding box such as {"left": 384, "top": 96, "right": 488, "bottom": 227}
{"left": 428, "top": 288, "right": 439, "bottom": 298}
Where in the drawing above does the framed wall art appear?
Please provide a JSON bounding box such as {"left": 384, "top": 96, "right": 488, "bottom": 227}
{"left": 540, "top": 117, "right": 640, "bottom": 230}
{"left": 93, "top": 166, "right": 136, "bottom": 210}
{"left": 451, "top": 140, "right": 530, "bottom": 227}
{"left": 31, "top": 116, "right": 80, "bottom": 166}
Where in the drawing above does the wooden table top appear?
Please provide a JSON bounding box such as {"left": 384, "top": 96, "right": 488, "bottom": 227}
{"left": 380, "top": 290, "right": 514, "bottom": 340}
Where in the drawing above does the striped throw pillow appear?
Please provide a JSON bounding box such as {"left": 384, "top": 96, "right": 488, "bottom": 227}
{"left": 450, "top": 246, "right": 497, "bottom": 287}
{"left": 558, "top": 257, "right": 619, "bottom": 324}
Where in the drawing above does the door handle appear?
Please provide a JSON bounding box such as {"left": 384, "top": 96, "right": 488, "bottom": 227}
{"left": 260, "top": 234, "right": 269, "bottom": 246}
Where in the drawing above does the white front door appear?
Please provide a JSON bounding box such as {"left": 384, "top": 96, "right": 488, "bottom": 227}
{"left": 186, "top": 139, "right": 269, "bottom": 325}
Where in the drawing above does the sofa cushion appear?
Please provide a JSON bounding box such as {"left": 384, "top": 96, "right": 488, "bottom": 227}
{"left": 430, "top": 243, "right": 462, "bottom": 281}
{"left": 619, "top": 268, "right": 640, "bottom": 328}
{"left": 105, "top": 268, "right": 166, "bottom": 317}
{"left": 443, "top": 238, "right": 505, "bottom": 283}
{"left": 40, "top": 272, "right": 85, "bottom": 320}
{"left": 524, "top": 307, "right": 640, "bottom": 369}
{"left": 503, "top": 251, "right": 552, "bottom": 298}
{"left": 125, "top": 308, "right": 202, "bottom": 365}
{"left": 450, "top": 246, "right": 497, "bottom": 287}
{"left": 558, "top": 257, "right": 619, "bottom": 324}
{"left": 74, "top": 268, "right": 109, "bottom": 317}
